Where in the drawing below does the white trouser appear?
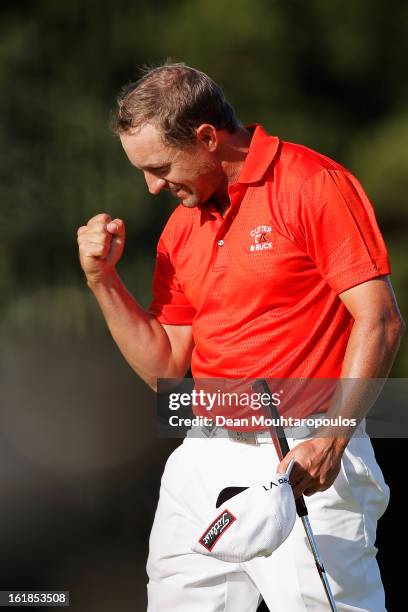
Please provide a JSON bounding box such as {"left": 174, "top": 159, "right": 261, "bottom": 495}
{"left": 147, "top": 423, "right": 389, "bottom": 611}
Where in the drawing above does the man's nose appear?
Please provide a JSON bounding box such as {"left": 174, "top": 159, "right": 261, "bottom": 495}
{"left": 144, "top": 172, "right": 166, "bottom": 195}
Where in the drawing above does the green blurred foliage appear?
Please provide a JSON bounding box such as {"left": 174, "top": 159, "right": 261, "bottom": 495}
{"left": 0, "top": 0, "right": 406, "bottom": 373}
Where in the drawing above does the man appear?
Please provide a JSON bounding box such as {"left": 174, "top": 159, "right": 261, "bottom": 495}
{"left": 77, "top": 63, "right": 404, "bottom": 611}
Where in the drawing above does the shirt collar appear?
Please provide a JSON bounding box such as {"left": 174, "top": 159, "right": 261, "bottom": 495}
{"left": 235, "top": 124, "right": 280, "bottom": 185}
{"left": 198, "top": 125, "right": 280, "bottom": 222}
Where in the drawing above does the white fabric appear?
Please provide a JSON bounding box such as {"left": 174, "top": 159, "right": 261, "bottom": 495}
{"left": 147, "top": 422, "right": 390, "bottom": 611}
{"left": 192, "top": 463, "right": 296, "bottom": 563}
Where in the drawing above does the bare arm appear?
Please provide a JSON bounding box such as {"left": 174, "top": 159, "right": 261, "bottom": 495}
{"left": 317, "top": 276, "right": 405, "bottom": 433}
{"left": 339, "top": 275, "right": 404, "bottom": 375}
{"left": 279, "top": 275, "right": 405, "bottom": 497}
{"left": 78, "top": 213, "right": 194, "bottom": 390}
{"left": 322, "top": 276, "right": 405, "bottom": 422}
{"left": 88, "top": 273, "right": 193, "bottom": 389}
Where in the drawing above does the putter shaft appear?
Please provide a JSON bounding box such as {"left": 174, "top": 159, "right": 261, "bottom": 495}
{"left": 302, "top": 515, "right": 338, "bottom": 611}
{"left": 255, "top": 379, "right": 338, "bottom": 612}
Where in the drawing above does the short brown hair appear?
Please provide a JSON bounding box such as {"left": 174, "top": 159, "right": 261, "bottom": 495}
{"left": 114, "top": 62, "right": 240, "bottom": 145}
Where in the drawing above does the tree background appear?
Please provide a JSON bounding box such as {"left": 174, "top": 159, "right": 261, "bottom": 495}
{"left": 0, "top": 1, "right": 406, "bottom": 610}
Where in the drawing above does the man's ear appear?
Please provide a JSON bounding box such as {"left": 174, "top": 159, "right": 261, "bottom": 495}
{"left": 195, "top": 124, "right": 218, "bottom": 152}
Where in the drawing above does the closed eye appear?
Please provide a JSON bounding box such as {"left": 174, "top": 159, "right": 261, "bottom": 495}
{"left": 147, "top": 165, "right": 169, "bottom": 174}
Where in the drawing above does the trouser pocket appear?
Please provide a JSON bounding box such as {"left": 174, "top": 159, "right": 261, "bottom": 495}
{"left": 340, "top": 435, "right": 390, "bottom": 525}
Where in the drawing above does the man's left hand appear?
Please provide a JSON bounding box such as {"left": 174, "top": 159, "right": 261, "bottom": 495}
{"left": 277, "top": 438, "right": 348, "bottom": 499}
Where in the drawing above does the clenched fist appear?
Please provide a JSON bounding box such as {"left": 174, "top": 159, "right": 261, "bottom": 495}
{"left": 77, "top": 213, "right": 125, "bottom": 284}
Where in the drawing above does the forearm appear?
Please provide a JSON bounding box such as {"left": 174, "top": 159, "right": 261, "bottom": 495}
{"left": 88, "top": 271, "right": 180, "bottom": 388}
{"left": 280, "top": 278, "right": 405, "bottom": 494}
{"left": 342, "top": 315, "right": 404, "bottom": 378}
{"left": 320, "top": 316, "right": 405, "bottom": 446}
{"left": 284, "top": 316, "right": 405, "bottom": 493}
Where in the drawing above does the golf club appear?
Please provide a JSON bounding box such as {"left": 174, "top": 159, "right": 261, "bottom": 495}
{"left": 253, "top": 379, "right": 338, "bottom": 612}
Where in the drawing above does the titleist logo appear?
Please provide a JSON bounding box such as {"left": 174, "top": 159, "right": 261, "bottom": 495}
{"left": 199, "top": 510, "right": 236, "bottom": 551}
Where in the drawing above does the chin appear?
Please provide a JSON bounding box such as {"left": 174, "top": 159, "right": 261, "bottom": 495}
{"left": 180, "top": 194, "right": 201, "bottom": 208}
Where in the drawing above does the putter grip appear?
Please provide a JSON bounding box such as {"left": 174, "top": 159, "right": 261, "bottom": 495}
{"left": 255, "top": 380, "right": 309, "bottom": 518}
{"left": 296, "top": 495, "right": 308, "bottom": 517}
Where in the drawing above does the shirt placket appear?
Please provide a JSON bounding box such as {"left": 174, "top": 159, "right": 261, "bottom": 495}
{"left": 196, "top": 185, "right": 246, "bottom": 310}
{"left": 214, "top": 185, "right": 245, "bottom": 268}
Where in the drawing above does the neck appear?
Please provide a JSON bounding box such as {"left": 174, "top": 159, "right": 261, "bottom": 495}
{"left": 221, "top": 125, "right": 253, "bottom": 186}
{"left": 212, "top": 126, "right": 253, "bottom": 214}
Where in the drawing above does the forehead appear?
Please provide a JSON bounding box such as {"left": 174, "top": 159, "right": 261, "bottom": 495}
{"left": 119, "top": 123, "right": 175, "bottom": 168}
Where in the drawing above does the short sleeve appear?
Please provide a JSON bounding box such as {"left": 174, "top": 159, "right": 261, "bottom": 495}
{"left": 149, "top": 236, "right": 196, "bottom": 325}
{"left": 297, "top": 169, "right": 391, "bottom": 294}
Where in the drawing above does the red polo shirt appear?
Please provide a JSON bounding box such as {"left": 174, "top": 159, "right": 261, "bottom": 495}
{"left": 149, "top": 125, "right": 390, "bottom": 419}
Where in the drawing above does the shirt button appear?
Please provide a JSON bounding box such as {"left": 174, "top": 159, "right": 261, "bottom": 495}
{"left": 217, "top": 239, "right": 224, "bottom": 247}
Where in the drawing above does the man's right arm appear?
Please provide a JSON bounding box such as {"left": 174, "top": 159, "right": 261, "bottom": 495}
{"left": 78, "top": 213, "right": 194, "bottom": 390}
